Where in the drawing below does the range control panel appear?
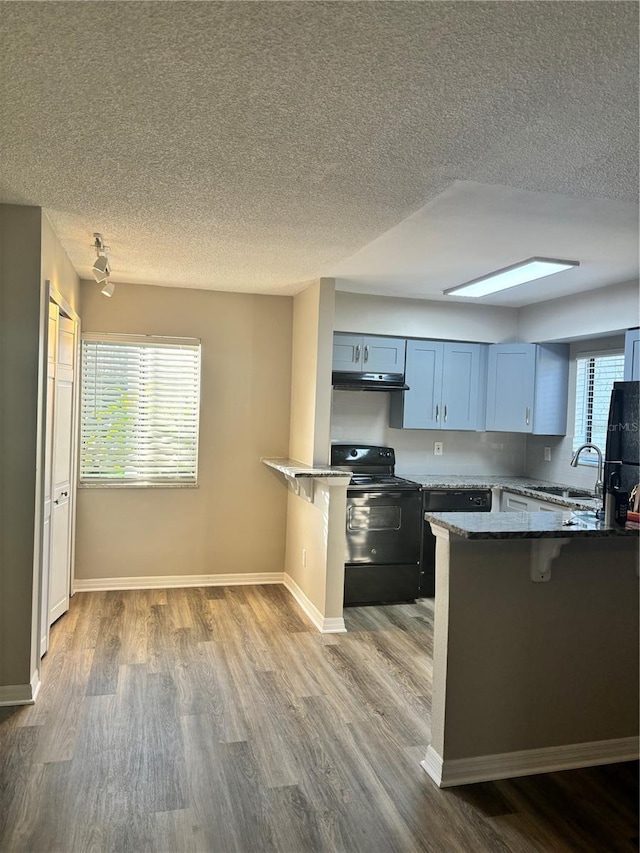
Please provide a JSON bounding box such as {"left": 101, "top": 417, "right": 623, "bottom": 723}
{"left": 423, "top": 489, "right": 492, "bottom": 512}
{"left": 331, "top": 444, "right": 396, "bottom": 468}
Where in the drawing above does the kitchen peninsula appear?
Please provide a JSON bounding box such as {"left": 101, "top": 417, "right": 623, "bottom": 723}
{"left": 423, "top": 509, "right": 639, "bottom": 787}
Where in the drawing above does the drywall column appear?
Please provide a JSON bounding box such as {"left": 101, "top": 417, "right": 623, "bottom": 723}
{"left": 424, "top": 528, "right": 639, "bottom": 787}
{"left": 285, "top": 278, "right": 347, "bottom": 629}
{"left": 283, "top": 478, "right": 349, "bottom": 632}
{"left": 288, "top": 278, "right": 334, "bottom": 466}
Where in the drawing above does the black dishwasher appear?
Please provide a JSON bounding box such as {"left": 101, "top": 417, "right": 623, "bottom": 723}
{"left": 419, "top": 489, "right": 492, "bottom": 596}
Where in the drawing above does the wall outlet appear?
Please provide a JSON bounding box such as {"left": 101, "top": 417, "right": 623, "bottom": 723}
{"left": 434, "top": 442, "right": 443, "bottom": 456}
{"left": 302, "top": 548, "right": 307, "bottom": 568}
{"left": 544, "top": 446, "right": 552, "bottom": 462}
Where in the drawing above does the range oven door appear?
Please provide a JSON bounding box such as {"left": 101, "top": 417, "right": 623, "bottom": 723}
{"left": 344, "top": 490, "right": 421, "bottom": 565}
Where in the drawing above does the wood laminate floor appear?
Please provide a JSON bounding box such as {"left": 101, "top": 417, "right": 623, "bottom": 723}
{"left": 0, "top": 585, "right": 637, "bottom": 852}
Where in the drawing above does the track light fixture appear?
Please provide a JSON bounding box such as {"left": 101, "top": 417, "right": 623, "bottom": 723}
{"left": 92, "top": 232, "right": 115, "bottom": 297}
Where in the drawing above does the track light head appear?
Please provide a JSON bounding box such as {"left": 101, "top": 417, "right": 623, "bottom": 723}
{"left": 92, "top": 254, "right": 111, "bottom": 283}
{"left": 100, "top": 281, "right": 115, "bottom": 298}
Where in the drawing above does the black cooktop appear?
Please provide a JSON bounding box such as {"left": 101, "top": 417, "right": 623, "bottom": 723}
{"left": 348, "top": 474, "right": 420, "bottom": 489}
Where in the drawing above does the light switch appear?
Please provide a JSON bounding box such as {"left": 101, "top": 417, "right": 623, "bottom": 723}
{"left": 434, "top": 442, "right": 443, "bottom": 456}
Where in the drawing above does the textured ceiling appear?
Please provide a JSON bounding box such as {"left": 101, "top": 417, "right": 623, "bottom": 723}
{"left": 0, "top": 2, "right": 638, "bottom": 297}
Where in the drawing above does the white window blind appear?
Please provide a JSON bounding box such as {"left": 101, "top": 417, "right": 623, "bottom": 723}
{"left": 574, "top": 352, "right": 624, "bottom": 460}
{"left": 80, "top": 335, "right": 201, "bottom": 484}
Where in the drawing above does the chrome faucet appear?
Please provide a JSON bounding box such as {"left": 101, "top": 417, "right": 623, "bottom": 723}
{"left": 570, "top": 444, "right": 604, "bottom": 498}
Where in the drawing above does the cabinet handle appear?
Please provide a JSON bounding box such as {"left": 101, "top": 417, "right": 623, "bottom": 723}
{"left": 443, "top": 404, "right": 448, "bottom": 423}
{"left": 355, "top": 345, "right": 361, "bottom": 364}
{"left": 435, "top": 405, "right": 439, "bottom": 422}
{"left": 364, "top": 345, "right": 369, "bottom": 363}
{"left": 525, "top": 406, "right": 530, "bottom": 425}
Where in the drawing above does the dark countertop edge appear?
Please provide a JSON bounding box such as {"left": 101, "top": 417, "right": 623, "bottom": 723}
{"left": 424, "top": 511, "right": 639, "bottom": 539}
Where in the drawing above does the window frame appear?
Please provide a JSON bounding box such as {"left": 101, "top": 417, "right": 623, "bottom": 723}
{"left": 79, "top": 333, "right": 202, "bottom": 488}
{"left": 572, "top": 348, "right": 624, "bottom": 467}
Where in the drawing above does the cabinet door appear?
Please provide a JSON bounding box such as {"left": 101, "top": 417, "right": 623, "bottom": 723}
{"left": 333, "top": 334, "right": 363, "bottom": 371}
{"left": 441, "top": 343, "right": 483, "bottom": 431}
{"left": 624, "top": 329, "right": 640, "bottom": 381}
{"left": 501, "top": 492, "right": 530, "bottom": 511}
{"left": 362, "top": 336, "right": 406, "bottom": 373}
{"left": 486, "top": 345, "right": 536, "bottom": 433}
{"left": 400, "top": 340, "right": 444, "bottom": 429}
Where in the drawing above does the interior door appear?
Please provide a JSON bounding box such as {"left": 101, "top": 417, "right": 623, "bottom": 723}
{"left": 39, "top": 302, "right": 58, "bottom": 655}
{"left": 48, "top": 314, "right": 75, "bottom": 626}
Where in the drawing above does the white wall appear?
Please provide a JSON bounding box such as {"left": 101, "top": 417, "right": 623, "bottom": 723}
{"left": 517, "top": 279, "right": 639, "bottom": 343}
{"left": 333, "top": 286, "right": 637, "bottom": 482}
{"left": 331, "top": 391, "right": 527, "bottom": 477}
{"left": 332, "top": 291, "right": 525, "bottom": 475}
{"left": 335, "top": 291, "right": 519, "bottom": 343}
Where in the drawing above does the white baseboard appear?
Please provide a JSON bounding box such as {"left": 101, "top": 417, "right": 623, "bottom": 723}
{"left": 421, "top": 736, "right": 640, "bottom": 788}
{"left": 0, "top": 671, "right": 41, "bottom": 707}
{"left": 283, "top": 573, "right": 346, "bottom": 634}
{"left": 74, "top": 572, "right": 284, "bottom": 592}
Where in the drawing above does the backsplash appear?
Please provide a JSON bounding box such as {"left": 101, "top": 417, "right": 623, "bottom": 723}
{"left": 331, "top": 391, "right": 527, "bottom": 477}
{"left": 525, "top": 435, "right": 603, "bottom": 491}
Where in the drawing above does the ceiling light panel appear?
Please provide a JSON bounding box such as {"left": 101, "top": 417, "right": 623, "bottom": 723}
{"left": 444, "top": 257, "right": 579, "bottom": 298}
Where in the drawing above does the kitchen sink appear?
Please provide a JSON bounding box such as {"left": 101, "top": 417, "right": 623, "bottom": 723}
{"left": 531, "top": 485, "right": 594, "bottom": 499}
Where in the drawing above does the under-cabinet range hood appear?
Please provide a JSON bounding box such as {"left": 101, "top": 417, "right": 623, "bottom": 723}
{"left": 331, "top": 371, "right": 409, "bottom": 391}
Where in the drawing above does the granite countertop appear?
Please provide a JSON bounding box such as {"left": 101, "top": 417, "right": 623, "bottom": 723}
{"left": 405, "top": 474, "right": 601, "bottom": 511}
{"left": 261, "top": 458, "right": 350, "bottom": 479}
{"left": 424, "top": 510, "right": 639, "bottom": 539}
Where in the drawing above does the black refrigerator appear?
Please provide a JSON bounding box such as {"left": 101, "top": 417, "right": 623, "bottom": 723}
{"left": 604, "top": 381, "right": 640, "bottom": 500}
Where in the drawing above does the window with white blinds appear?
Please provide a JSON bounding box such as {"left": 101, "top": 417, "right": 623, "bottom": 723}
{"left": 80, "top": 335, "right": 201, "bottom": 485}
{"left": 573, "top": 352, "right": 624, "bottom": 461}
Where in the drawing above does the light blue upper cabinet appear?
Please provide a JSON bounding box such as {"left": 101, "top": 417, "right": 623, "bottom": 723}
{"left": 390, "top": 340, "right": 486, "bottom": 431}
{"left": 624, "top": 329, "right": 640, "bottom": 380}
{"left": 332, "top": 334, "right": 405, "bottom": 373}
{"left": 485, "top": 343, "right": 569, "bottom": 434}
{"left": 393, "top": 340, "right": 444, "bottom": 429}
{"left": 332, "top": 334, "right": 364, "bottom": 370}
{"left": 363, "top": 336, "right": 406, "bottom": 373}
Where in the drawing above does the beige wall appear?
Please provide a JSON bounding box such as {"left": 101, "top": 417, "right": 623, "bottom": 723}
{"left": 0, "top": 205, "right": 42, "bottom": 691}
{"left": 41, "top": 213, "right": 81, "bottom": 313}
{"left": 76, "top": 281, "right": 292, "bottom": 581}
{"left": 288, "top": 278, "right": 334, "bottom": 466}
{"left": 0, "top": 205, "right": 80, "bottom": 694}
